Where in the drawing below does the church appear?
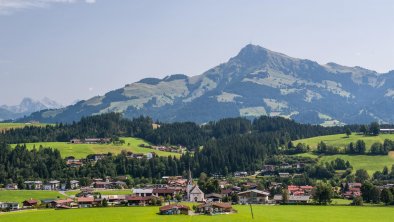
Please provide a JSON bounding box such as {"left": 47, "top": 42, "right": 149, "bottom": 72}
{"left": 186, "top": 169, "right": 205, "bottom": 202}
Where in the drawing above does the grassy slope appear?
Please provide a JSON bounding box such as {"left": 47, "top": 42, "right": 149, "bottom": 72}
{"left": 294, "top": 133, "right": 394, "bottom": 151}
{"left": 294, "top": 133, "right": 394, "bottom": 174}
{"left": 0, "top": 123, "right": 49, "bottom": 132}
{"left": 12, "top": 137, "right": 180, "bottom": 159}
{"left": 1, "top": 205, "right": 393, "bottom": 222}
{"left": 0, "top": 190, "right": 65, "bottom": 203}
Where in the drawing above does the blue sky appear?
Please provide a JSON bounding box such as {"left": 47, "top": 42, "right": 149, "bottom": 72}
{"left": 1, "top": 0, "right": 393, "bottom": 105}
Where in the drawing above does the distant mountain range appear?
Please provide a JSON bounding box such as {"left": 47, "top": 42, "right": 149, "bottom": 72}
{"left": 0, "top": 98, "right": 62, "bottom": 121}
{"left": 19, "top": 44, "right": 394, "bottom": 125}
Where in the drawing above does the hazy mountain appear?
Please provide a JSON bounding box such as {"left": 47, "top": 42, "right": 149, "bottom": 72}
{"left": 0, "top": 98, "right": 62, "bottom": 121}
{"left": 20, "top": 44, "right": 394, "bottom": 125}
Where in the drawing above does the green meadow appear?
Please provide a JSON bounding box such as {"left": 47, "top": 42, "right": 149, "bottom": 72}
{"left": 294, "top": 133, "right": 394, "bottom": 151}
{"left": 0, "top": 205, "right": 393, "bottom": 222}
{"left": 294, "top": 132, "right": 394, "bottom": 175}
{"left": 0, "top": 123, "right": 49, "bottom": 132}
{"left": 0, "top": 190, "right": 65, "bottom": 203}
{"left": 12, "top": 137, "right": 181, "bottom": 159}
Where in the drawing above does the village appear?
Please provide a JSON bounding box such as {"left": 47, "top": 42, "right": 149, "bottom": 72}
{"left": 3, "top": 165, "right": 392, "bottom": 216}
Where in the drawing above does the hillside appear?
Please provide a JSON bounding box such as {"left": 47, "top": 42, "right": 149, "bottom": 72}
{"left": 19, "top": 44, "right": 394, "bottom": 125}
{"left": 294, "top": 133, "right": 394, "bottom": 151}
{"left": 12, "top": 137, "right": 180, "bottom": 159}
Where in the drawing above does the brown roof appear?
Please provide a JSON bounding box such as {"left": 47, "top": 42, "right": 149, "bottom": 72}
{"left": 153, "top": 188, "right": 176, "bottom": 194}
{"left": 77, "top": 197, "right": 94, "bottom": 203}
{"left": 54, "top": 199, "right": 74, "bottom": 204}
{"left": 159, "top": 204, "right": 190, "bottom": 211}
{"left": 23, "top": 199, "right": 38, "bottom": 205}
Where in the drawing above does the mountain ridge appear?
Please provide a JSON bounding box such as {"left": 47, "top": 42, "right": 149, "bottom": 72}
{"left": 18, "top": 44, "right": 394, "bottom": 125}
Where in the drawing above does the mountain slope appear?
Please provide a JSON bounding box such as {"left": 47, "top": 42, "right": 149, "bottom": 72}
{"left": 0, "top": 98, "right": 62, "bottom": 121}
{"left": 20, "top": 44, "right": 394, "bottom": 124}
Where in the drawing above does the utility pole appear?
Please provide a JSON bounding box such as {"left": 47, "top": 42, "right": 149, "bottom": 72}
{"left": 249, "top": 203, "right": 254, "bottom": 219}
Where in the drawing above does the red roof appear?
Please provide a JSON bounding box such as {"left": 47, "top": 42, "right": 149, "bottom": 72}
{"left": 153, "top": 188, "right": 176, "bottom": 194}
{"left": 23, "top": 199, "right": 38, "bottom": 205}
{"left": 126, "top": 196, "right": 152, "bottom": 201}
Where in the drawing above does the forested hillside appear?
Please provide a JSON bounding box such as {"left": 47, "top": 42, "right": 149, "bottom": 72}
{"left": 0, "top": 113, "right": 348, "bottom": 184}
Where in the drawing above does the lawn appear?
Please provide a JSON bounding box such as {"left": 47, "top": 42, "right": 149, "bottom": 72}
{"left": 297, "top": 152, "right": 394, "bottom": 175}
{"left": 12, "top": 137, "right": 181, "bottom": 159}
{"left": 0, "top": 205, "right": 393, "bottom": 222}
{"left": 293, "top": 133, "right": 394, "bottom": 151}
{"left": 0, "top": 123, "right": 49, "bottom": 132}
{"left": 0, "top": 190, "right": 65, "bottom": 203}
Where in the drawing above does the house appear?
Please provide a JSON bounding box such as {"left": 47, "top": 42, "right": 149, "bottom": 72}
{"left": 238, "top": 189, "right": 270, "bottom": 204}
{"left": 77, "top": 197, "right": 95, "bottom": 208}
{"left": 41, "top": 199, "right": 57, "bottom": 208}
{"left": 189, "top": 185, "right": 205, "bottom": 202}
{"left": 132, "top": 188, "right": 153, "bottom": 197}
{"left": 262, "top": 165, "right": 276, "bottom": 172}
{"left": 93, "top": 181, "right": 112, "bottom": 189}
{"left": 152, "top": 188, "right": 176, "bottom": 197}
{"left": 0, "top": 202, "right": 19, "bottom": 211}
{"left": 196, "top": 202, "right": 234, "bottom": 214}
{"left": 22, "top": 199, "right": 38, "bottom": 208}
{"left": 24, "top": 181, "right": 43, "bottom": 190}
{"left": 126, "top": 196, "right": 158, "bottom": 206}
{"left": 51, "top": 199, "right": 74, "bottom": 208}
{"left": 70, "top": 180, "right": 80, "bottom": 189}
{"left": 234, "top": 171, "right": 248, "bottom": 177}
{"left": 47, "top": 180, "right": 61, "bottom": 190}
{"left": 279, "top": 173, "right": 290, "bottom": 178}
{"left": 205, "top": 193, "right": 223, "bottom": 202}
{"left": 273, "top": 195, "right": 311, "bottom": 204}
{"left": 221, "top": 189, "right": 233, "bottom": 197}
{"left": 106, "top": 195, "right": 126, "bottom": 206}
{"left": 66, "top": 159, "right": 83, "bottom": 168}
{"left": 159, "top": 204, "right": 190, "bottom": 215}
{"left": 70, "top": 139, "right": 82, "bottom": 144}
{"left": 5, "top": 183, "right": 18, "bottom": 190}
{"left": 112, "top": 181, "right": 127, "bottom": 189}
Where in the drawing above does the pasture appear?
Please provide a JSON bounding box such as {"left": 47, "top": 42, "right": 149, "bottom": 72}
{"left": 0, "top": 205, "right": 393, "bottom": 222}
{"left": 0, "top": 123, "right": 49, "bottom": 132}
{"left": 0, "top": 190, "right": 65, "bottom": 203}
{"left": 294, "top": 133, "right": 394, "bottom": 151}
{"left": 12, "top": 137, "right": 181, "bottom": 159}
{"left": 297, "top": 152, "right": 394, "bottom": 175}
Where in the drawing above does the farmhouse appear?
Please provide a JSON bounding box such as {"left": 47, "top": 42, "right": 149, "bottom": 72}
{"left": 51, "top": 199, "right": 74, "bottom": 208}
{"left": 22, "top": 199, "right": 38, "bottom": 208}
{"left": 0, "top": 202, "right": 19, "bottom": 211}
{"left": 70, "top": 180, "right": 80, "bottom": 189}
{"left": 238, "top": 189, "right": 270, "bottom": 204}
{"left": 380, "top": 128, "right": 394, "bottom": 134}
{"left": 45, "top": 180, "right": 60, "bottom": 190}
{"left": 152, "top": 188, "right": 176, "bottom": 197}
{"left": 24, "top": 181, "right": 43, "bottom": 190}
{"left": 77, "top": 197, "right": 95, "bottom": 208}
{"left": 132, "top": 188, "right": 153, "bottom": 197}
{"left": 126, "top": 196, "right": 158, "bottom": 206}
{"left": 195, "top": 202, "right": 234, "bottom": 215}
{"left": 159, "top": 204, "right": 190, "bottom": 215}
{"left": 205, "top": 193, "right": 223, "bottom": 202}
{"left": 5, "top": 183, "right": 18, "bottom": 190}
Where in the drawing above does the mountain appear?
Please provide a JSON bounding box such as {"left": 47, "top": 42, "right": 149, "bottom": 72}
{"left": 19, "top": 44, "right": 394, "bottom": 125}
{"left": 0, "top": 97, "right": 63, "bottom": 121}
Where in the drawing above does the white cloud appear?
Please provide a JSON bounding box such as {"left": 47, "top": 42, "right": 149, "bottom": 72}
{"left": 0, "top": 0, "right": 95, "bottom": 14}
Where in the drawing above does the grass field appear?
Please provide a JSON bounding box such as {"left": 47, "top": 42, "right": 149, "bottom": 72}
{"left": 0, "top": 190, "right": 65, "bottom": 203}
{"left": 297, "top": 152, "right": 394, "bottom": 175}
{"left": 1, "top": 205, "right": 393, "bottom": 222}
{"left": 294, "top": 133, "right": 394, "bottom": 151}
{"left": 0, "top": 123, "right": 49, "bottom": 132}
{"left": 12, "top": 137, "right": 181, "bottom": 159}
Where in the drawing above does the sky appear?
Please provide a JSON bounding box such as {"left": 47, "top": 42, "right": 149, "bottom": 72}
{"left": 0, "top": 0, "right": 393, "bottom": 106}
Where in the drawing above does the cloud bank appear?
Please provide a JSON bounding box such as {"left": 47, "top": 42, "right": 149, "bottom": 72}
{"left": 0, "top": 0, "right": 95, "bottom": 14}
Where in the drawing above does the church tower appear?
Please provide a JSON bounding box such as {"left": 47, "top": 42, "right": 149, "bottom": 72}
{"left": 186, "top": 167, "right": 193, "bottom": 200}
